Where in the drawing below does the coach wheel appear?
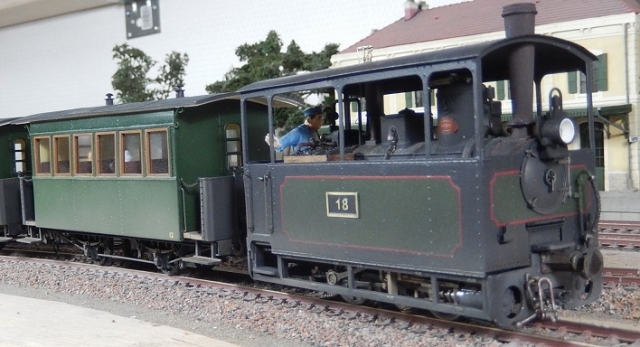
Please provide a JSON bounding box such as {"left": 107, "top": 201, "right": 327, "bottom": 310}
{"left": 98, "top": 239, "right": 114, "bottom": 266}
{"left": 155, "top": 250, "right": 183, "bottom": 276}
{"left": 98, "top": 247, "right": 113, "bottom": 266}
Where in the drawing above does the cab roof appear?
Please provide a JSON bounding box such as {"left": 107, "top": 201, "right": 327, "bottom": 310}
{"left": 238, "top": 35, "right": 596, "bottom": 95}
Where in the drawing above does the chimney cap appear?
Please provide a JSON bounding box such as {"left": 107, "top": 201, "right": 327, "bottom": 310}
{"left": 404, "top": 0, "right": 420, "bottom": 20}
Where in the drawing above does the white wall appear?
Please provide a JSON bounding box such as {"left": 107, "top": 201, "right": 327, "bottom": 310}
{"left": 0, "top": 0, "right": 404, "bottom": 118}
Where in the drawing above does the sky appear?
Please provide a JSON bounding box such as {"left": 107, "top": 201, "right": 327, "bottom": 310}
{"left": 178, "top": 0, "right": 468, "bottom": 95}
{"left": 1, "top": 0, "right": 469, "bottom": 116}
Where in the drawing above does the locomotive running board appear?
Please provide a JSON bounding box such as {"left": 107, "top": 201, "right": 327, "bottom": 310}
{"left": 0, "top": 237, "right": 13, "bottom": 243}
{"left": 181, "top": 256, "right": 222, "bottom": 266}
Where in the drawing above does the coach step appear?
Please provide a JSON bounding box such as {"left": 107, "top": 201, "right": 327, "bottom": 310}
{"left": 181, "top": 255, "right": 222, "bottom": 266}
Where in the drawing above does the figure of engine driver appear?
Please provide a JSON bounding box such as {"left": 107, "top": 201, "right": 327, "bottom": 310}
{"left": 265, "top": 105, "right": 324, "bottom": 153}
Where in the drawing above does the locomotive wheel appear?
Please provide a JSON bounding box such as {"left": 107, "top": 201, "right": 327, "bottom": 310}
{"left": 340, "top": 295, "right": 366, "bottom": 305}
{"left": 561, "top": 275, "right": 602, "bottom": 309}
{"left": 430, "top": 311, "right": 460, "bottom": 321}
{"left": 395, "top": 304, "right": 414, "bottom": 312}
{"left": 492, "top": 285, "right": 525, "bottom": 328}
{"left": 340, "top": 281, "right": 366, "bottom": 305}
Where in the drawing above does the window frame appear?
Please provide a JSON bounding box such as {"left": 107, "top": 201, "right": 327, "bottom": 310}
{"left": 144, "top": 128, "right": 170, "bottom": 176}
{"left": 119, "top": 130, "right": 143, "bottom": 176}
{"left": 33, "top": 136, "right": 51, "bottom": 176}
{"left": 224, "top": 123, "right": 242, "bottom": 169}
{"left": 13, "top": 139, "right": 28, "bottom": 175}
{"left": 95, "top": 132, "right": 117, "bottom": 176}
{"left": 73, "top": 133, "right": 93, "bottom": 176}
{"left": 53, "top": 135, "right": 71, "bottom": 176}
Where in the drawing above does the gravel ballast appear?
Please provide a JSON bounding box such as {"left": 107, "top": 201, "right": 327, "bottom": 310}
{"left": 0, "top": 259, "right": 638, "bottom": 346}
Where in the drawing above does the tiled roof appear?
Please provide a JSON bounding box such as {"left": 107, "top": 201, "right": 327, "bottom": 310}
{"left": 341, "top": 0, "right": 640, "bottom": 53}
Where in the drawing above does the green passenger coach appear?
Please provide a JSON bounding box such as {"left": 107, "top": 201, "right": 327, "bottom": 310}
{"left": 12, "top": 93, "right": 287, "bottom": 272}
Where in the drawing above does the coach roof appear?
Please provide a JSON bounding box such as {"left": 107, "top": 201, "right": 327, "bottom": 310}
{"left": 13, "top": 93, "right": 302, "bottom": 125}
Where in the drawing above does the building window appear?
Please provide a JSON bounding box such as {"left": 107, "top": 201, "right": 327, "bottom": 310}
{"left": 96, "top": 133, "right": 116, "bottom": 175}
{"left": 54, "top": 135, "right": 71, "bottom": 175}
{"left": 13, "top": 139, "right": 28, "bottom": 174}
{"left": 121, "top": 131, "right": 142, "bottom": 175}
{"left": 146, "top": 129, "right": 169, "bottom": 175}
{"left": 34, "top": 137, "right": 51, "bottom": 175}
{"left": 74, "top": 134, "right": 93, "bottom": 175}
{"left": 568, "top": 53, "right": 607, "bottom": 94}
{"left": 225, "top": 123, "right": 242, "bottom": 169}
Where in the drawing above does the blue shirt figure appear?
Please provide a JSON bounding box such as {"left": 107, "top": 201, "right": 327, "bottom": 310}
{"left": 276, "top": 123, "right": 317, "bottom": 152}
{"left": 266, "top": 105, "right": 324, "bottom": 153}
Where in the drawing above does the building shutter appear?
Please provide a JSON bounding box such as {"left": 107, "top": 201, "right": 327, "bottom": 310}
{"left": 405, "top": 92, "right": 413, "bottom": 108}
{"left": 596, "top": 53, "right": 608, "bottom": 92}
{"left": 568, "top": 71, "right": 577, "bottom": 94}
{"left": 496, "top": 80, "right": 505, "bottom": 100}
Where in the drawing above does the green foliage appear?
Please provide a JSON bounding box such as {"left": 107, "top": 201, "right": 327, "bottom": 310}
{"left": 111, "top": 44, "right": 189, "bottom": 103}
{"left": 154, "top": 51, "right": 190, "bottom": 100}
{"left": 205, "top": 30, "right": 338, "bottom": 93}
{"left": 205, "top": 31, "right": 339, "bottom": 132}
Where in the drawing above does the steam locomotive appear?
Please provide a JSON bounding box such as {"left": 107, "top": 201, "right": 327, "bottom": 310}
{"left": 0, "top": 3, "right": 601, "bottom": 328}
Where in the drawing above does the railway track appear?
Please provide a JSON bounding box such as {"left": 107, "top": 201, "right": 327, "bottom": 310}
{"left": 1, "top": 253, "right": 639, "bottom": 346}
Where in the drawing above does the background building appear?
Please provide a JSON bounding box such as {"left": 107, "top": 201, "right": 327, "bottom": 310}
{"left": 331, "top": 0, "right": 640, "bottom": 191}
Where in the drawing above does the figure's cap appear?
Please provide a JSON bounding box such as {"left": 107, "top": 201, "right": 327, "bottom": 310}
{"left": 303, "top": 105, "right": 323, "bottom": 118}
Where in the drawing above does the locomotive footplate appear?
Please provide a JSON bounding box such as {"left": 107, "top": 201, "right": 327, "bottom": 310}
{"left": 0, "top": 236, "right": 13, "bottom": 243}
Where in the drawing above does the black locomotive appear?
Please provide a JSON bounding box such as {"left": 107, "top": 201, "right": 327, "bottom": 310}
{"left": 239, "top": 3, "right": 601, "bottom": 327}
{"left": 0, "top": 3, "right": 601, "bottom": 328}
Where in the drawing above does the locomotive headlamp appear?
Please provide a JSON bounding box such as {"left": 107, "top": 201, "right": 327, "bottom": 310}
{"left": 540, "top": 117, "right": 575, "bottom": 145}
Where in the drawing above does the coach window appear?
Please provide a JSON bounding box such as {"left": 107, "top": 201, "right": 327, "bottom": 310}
{"left": 54, "top": 135, "right": 71, "bottom": 175}
{"left": 34, "top": 137, "right": 51, "bottom": 175}
{"left": 74, "top": 134, "right": 93, "bottom": 175}
{"left": 146, "top": 129, "right": 169, "bottom": 175}
{"left": 13, "top": 139, "right": 27, "bottom": 174}
{"left": 121, "top": 131, "right": 142, "bottom": 175}
{"left": 96, "top": 133, "right": 116, "bottom": 175}
{"left": 225, "top": 123, "right": 242, "bottom": 169}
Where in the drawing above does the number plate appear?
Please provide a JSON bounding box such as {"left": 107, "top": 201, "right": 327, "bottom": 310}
{"left": 326, "top": 192, "right": 359, "bottom": 218}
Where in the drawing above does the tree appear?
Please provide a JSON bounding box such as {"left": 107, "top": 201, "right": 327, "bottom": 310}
{"left": 111, "top": 44, "right": 189, "bottom": 103}
{"left": 205, "top": 31, "right": 339, "bottom": 131}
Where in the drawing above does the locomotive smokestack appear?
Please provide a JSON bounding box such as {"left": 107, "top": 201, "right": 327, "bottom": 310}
{"left": 502, "top": 3, "right": 537, "bottom": 138}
